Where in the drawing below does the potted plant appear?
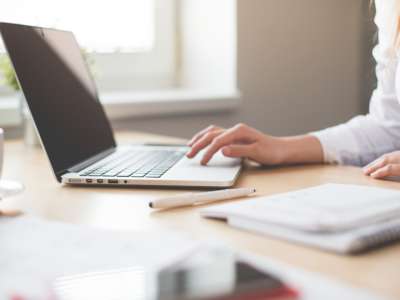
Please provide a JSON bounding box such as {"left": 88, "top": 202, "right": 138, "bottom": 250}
{"left": 0, "top": 55, "right": 20, "bottom": 91}
{"left": 0, "top": 54, "right": 40, "bottom": 146}
{"left": 0, "top": 50, "right": 96, "bottom": 147}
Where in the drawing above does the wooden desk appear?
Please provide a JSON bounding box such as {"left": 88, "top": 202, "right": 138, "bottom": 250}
{"left": 2, "top": 132, "right": 400, "bottom": 299}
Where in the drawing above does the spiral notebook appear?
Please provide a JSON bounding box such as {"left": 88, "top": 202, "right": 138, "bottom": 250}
{"left": 201, "top": 183, "right": 400, "bottom": 254}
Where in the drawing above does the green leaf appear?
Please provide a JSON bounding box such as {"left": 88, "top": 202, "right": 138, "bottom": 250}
{"left": 0, "top": 54, "right": 20, "bottom": 91}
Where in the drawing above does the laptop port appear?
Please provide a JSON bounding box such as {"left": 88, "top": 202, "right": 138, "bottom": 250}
{"left": 97, "top": 179, "right": 104, "bottom": 184}
{"left": 86, "top": 179, "right": 93, "bottom": 183}
{"left": 108, "top": 179, "right": 118, "bottom": 184}
{"left": 69, "top": 179, "right": 82, "bottom": 183}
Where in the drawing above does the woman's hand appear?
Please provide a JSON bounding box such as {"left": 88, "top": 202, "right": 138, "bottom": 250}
{"left": 186, "top": 124, "right": 285, "bottom": 165}
{"left": 363, "top": 151, "right": 400, "bottom": 179}
{"left": 186, "top": 123, "right": 324, "bottom": 166}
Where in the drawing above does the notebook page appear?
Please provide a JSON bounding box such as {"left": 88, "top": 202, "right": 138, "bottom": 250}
{"left": 201, "top": 184, "right": 400, "bottom": 233}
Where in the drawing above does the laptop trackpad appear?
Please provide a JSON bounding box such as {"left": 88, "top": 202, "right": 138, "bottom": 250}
{"left": 163, "top": 150, "right": 241, "bottom": 182}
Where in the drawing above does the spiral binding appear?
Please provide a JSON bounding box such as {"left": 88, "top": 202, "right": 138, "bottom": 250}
{"left": 356, "top": 223, "right": 400, "bottom": 253}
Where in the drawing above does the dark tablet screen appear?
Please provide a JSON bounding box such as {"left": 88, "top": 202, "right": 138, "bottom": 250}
{"left": 53, "top": 259, "right": 295, "bottom": 300}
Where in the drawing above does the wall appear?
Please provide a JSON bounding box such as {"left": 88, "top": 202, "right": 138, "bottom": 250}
{"left": 115, "top": 0, "right": 376, "bottom": 138}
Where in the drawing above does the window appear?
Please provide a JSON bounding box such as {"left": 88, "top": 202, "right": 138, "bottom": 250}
{"left": 0, "top": 0, "right": 155, "bottom": 53}
{"left": 0, "top": 0, "right": 177, "bottom": 95}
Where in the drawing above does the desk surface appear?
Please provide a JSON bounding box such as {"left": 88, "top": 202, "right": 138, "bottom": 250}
{"left": 2, "top": 132, "right": 400, "bottom": 299}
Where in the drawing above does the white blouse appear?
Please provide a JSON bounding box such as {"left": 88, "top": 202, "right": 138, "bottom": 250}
{"left": 312, "top": 0, "right": 400, "bottom": 166}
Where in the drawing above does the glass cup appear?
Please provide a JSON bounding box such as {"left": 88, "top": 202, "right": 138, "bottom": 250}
{"left": 0, "top": 128, "right": 24, "bottom": 200}
{"left": 0, "top": 128, "right": 4, "bottom": 181}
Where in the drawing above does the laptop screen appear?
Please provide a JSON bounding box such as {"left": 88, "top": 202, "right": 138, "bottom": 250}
{"left": 0, "top": 23, "right": 116, "bottom": 181}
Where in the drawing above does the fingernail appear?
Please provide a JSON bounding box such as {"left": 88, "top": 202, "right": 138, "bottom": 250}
{"left": 222, "top": 147, "right": 231, "bottom": 155}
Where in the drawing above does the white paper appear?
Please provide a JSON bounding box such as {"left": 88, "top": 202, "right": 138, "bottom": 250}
{"left": 0, "top": 215, "right": 387, "bottom": 300}
{"left": 0, "top": 216, "right": 198, "bottom": 299}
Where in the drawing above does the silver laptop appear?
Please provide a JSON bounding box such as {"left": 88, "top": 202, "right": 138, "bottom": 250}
{"left": 0, "top": 23, "right": 241, "bottom": 188}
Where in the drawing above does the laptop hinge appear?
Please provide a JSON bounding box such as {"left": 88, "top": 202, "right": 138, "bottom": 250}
{"left": 57, "top": 147, "right": 117, "bottom": 179}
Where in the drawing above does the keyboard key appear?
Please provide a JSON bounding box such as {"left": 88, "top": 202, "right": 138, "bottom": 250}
{"left": 131, "top": 173, "right": 146, "bottom": 178}
{"left": 117, "top": 171, "right": 134, "bottom": 177}
{"left": 145, "top": 174, "right": 162, "bottom": 178}
{"left": 147, "top": 171, "right": 164, "bottom": 176}
{"left": 87, "top": 171, "right": 106, "bottom": 176}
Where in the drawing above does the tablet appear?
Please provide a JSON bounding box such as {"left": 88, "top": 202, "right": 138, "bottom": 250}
{"left": 53, "top": 257, "right": 298, "bottom": 300}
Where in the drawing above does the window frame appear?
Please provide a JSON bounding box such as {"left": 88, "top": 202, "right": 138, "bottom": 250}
{"left": 0, "top": 0, "right": 241, "bottom": 127}
{"left": 0, "top": 0, "right": 179, "bottom": 126}
{"left": 91, "top": 0, "right": 178, "bottom": 93}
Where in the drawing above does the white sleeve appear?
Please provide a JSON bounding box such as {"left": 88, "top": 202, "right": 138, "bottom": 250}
{"left": 311, "top": 0, "right": 400, "bottom": 167}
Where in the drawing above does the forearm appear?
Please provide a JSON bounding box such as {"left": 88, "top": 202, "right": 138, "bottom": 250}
{"left": 278, "top": 135, "right": 324, "bottom": 165}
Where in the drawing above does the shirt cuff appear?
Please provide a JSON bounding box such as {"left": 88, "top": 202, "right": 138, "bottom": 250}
{"left": 309, "top": 124, "right": 361, "bottom": 165}
{"left": 310, "top": 131, "right": 339, "bottom": 164}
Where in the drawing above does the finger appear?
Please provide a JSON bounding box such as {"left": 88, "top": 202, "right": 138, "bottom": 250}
{"left": 222, "top": 144, "right": 255, "bottom": 158}
{"left": 370, "top": 164, "right": 400, "bottom": 179}
{"left": 186, "top": 129, "right": 224, "bottom": 158}
{"left": 187, "top": 125, "right": 221, "bottom": 146}
{"left": 363, "top": 156, "right": 390, "bottom": 175}
{"left": 201, "top": 125, "right": 256, "bottom": 165}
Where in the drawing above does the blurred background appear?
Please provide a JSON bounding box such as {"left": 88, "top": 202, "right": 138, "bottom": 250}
{"left": 0, "top": 0, "right": 376, "bottom": 139}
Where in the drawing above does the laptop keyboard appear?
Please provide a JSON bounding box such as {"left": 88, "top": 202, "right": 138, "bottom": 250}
{"left": 80, "top": 149, "right": 186, "bottom": 179}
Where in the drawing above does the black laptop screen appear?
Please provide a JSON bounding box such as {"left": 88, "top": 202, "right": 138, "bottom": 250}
{"left": 0, "top": 23, "right": 116, "bottom": 180}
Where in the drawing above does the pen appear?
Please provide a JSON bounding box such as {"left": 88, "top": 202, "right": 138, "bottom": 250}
{"left": 0, "top": 209, "right": 23, "bottom": 217}
{"left": 149, "top": 187, "right": 256, "bottom": 209}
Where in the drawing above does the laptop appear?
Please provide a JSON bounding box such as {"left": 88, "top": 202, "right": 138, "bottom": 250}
{"left": 0, "top": 22, "right": 242, "bottom": 188}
